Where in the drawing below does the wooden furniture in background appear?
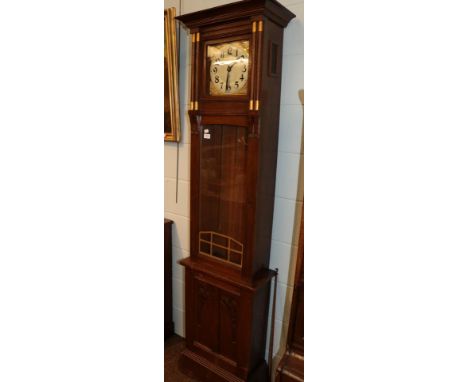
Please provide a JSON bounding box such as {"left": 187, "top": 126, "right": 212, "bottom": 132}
{"left": 275, "top": 207, "right": 304, "bottom": 381}
{"left": 176, "top": 1, "right": 295, "bottom": 381}
{"left": 164, "top": 218, "right": 174, "bottom": 339}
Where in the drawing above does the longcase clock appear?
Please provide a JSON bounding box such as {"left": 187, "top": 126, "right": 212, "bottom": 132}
{"left": 176, "top": 1, "right": 295, "bottom": 381}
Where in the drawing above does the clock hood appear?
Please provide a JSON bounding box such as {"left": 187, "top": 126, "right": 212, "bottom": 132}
{"left": 176, "top": 0, "right": 295, "bottom": 30}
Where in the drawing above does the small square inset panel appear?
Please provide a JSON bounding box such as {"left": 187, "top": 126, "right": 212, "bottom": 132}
{"left": 230, "top": 252, "right": 242, "bottom": 265}
{"left": 200, "top": 241, "right": 211, "bottom": 256}
{"left": 213, "top": 235, "right": 228, "bottom": 247}
{"left": 212, "top": 245, "right": 228, "bottom": 261}
{"left": 207, "top": 40, "right": 249, "bottom": 96}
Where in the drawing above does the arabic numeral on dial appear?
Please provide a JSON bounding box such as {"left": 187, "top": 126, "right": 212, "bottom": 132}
{"left": 235, "top": 81, "right": 239, "bottom": 88}
{"left": 227, "top": 47, "right": 232, "bottom": 55}
{"left": 242, "top": 65, "right": 247, "bottom": 72}
{"left": 213, "top": 66, "right": 218, "bottom": 73}
{"left": 215, "top": 75, "right": 219, "bottom": 83}
{"left": 220, "top": 82, "right": 223, "bottom": 89}
{"left": 240, "top": 74, "right": 244, "bottom": 81}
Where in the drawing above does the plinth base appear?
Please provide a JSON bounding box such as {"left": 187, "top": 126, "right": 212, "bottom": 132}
{"left": 180, "top": 348, "right": 269, "bottom": 382}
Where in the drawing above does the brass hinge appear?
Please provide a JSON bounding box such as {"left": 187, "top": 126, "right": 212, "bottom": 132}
{"left": 191, "top": 34, "right": 195, "bottom": 43}
{"left": 258, "top": 20, "right": 263, "bottom": 32}
{"left": 196, "top": 32, "right": 200, "bottom": 42}
{"left": 249, "top": 100, "right": 254, "bottom": 110}
{"left": 255, "top": 100, "right": 260, "bottom": 111}
{"left": 252, "top": 21, "right": 257, "bottom": 33}
{"left": 190, "top": 101, "right": 194, "bottom": 110}
{"left": 194, "top": 101, "right": 199, "bottom": 110}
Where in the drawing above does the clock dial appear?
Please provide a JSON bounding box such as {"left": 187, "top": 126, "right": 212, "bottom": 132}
{"left": 207, "top": 40, "right": 249, "bottom": 96}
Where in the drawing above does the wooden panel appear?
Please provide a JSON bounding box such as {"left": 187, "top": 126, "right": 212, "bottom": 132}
{"left": 251, "top": 17, "right": 285, "bottom": 275}
{"left": 248, "top": 280, "right": 270, "bottom": 367}
{"left": 194, "top": 271, "right": 241, "bottom": 296}
{"left": 201, "top": 19, "right": 251, "bottom": 39}
{"left": 194, "top": 279, "right": 219, "bottom": 352}
{"left": 176, "top": 0, "right": 295, "bottom": 30}
{"left": 219, "top": 291, "right": 240, "bottom": 363}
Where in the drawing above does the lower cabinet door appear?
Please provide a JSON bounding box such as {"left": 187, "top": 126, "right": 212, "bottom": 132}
{"left": 193, "top": 279, "right": 219, "bottom": 353}
{"left": 192, "top": 276, "right": 241, "bottom": 368}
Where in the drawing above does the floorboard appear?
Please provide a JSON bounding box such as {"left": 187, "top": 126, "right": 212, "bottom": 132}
{"left": 165, "top": 335, "right": 202, "bottom": 382}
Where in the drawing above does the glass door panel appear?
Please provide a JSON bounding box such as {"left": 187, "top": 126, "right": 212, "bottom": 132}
{"left": 199, "top": 125, "right": 248, "bottom": 267}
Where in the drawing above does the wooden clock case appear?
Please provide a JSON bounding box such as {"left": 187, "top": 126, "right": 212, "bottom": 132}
{"left": 176, "top": 1, "right": 295, "bottom": 381}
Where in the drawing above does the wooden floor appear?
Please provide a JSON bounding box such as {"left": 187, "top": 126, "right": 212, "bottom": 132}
{"left": 164, "top": 335, "right": 202, "bottom": 382}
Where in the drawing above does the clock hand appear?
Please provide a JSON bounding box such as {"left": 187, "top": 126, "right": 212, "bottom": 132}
{"left": 228, "top": 60, "right": 238, "bottom": 70}
{"left": 226, "top": 67, "right": 231, "bottom": 93}
{"left": 225, "top": 60, "right": 238, "bottom": 92}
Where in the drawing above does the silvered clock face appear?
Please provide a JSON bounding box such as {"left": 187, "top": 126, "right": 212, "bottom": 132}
{"left": 207, "top": 40, "right": 249, "bottom": 96}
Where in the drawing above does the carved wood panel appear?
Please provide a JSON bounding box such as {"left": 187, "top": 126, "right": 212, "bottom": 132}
{"left": 218, "top": 292, "right": 239, "bottom": 363}
{"left": 192, "top": 277, "right": 241, "bottom": 366}
{"left": 194, "top": 280, "right": 219, "bottom": 352}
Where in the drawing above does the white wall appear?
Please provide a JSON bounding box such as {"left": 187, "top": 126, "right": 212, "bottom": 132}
{"left": 164, "top": 0, "right": 304, "bottom": 362}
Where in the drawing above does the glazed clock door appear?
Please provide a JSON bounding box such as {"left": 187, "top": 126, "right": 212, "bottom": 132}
{"left": 198, "top": 124, "right": 248, "bottom": 269}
